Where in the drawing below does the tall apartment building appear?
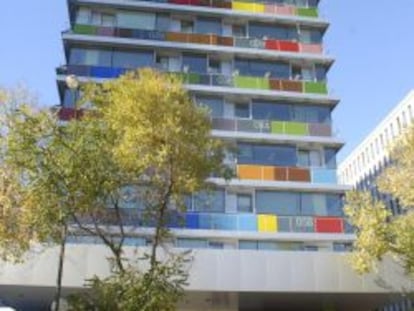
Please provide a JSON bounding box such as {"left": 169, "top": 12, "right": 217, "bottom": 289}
{"left": 0, "top": 1, "right": 411, "bottom": 310}
{"left": 338, "top": 91, "right": 414, "bottom": 311}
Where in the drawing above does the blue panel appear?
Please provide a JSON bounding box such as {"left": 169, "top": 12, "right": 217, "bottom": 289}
{"left": 211, "top": 214, "right": 238, "bottom": 230}
{"left": 185, "top": 213, "right": 199, "bottom": 229}
{"left": 277, "top": 217, "right": 291, "bottom": 232}
{"left": 67, "top": 65, "right": 91, "bottom": 76}
{"left": 147, "top": 30, "right": 165, "bottom": 41}
{"left": 311, "top": 169, "right": 337, "bottom": 184}
{"left": 167, "top": 211, "right": 184, "bottom": 229}
{"left": 198, "top": 214, "right": 212, "bottom": 229}
{"left": 238, "top": 214, "right": 257, "bottom": 231}
{"left": 90, "top": 66, "right": 118, "bottom": 78}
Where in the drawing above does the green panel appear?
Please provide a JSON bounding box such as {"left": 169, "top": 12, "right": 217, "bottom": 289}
{"left": 257, "top": 77, "right": 270, "bottom": 90}
{"left": 285, "top": 122, "right": 308, "bottom": 135}
{"left": 304, "top": 81, "right": 328, "bottom": 94}
{"left": 73, "top": 24, "right": 96, "bottom": 35}
{"left": 186, "top": 73, "right": 201, "bottom": 84}
{"left": 296, "top": 8, "right": 318, "bottom": 18}
{"left": 234, "top": 76, "right": 258, "bottom": 89}
{"left": 271, "top": 121, "right": 284, "bottom": 134}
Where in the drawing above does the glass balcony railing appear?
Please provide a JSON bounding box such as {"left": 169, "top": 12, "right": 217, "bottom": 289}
{"left": 97, "top": 209, "right": 351, "bottom": 234}
{"left": 236, "top": 165, "right": 337, "bottom": 184}
{"left": 58, "top": 65, "right": 329, "bottom": 95}
{"left": 130, "top": 0, "right": 319, "bottom": 18}
{"left": 70, "top": 24, "right": 323, "bottom": 55}
{"left": 212, "top": 118, "right": 332, "bottom": 137}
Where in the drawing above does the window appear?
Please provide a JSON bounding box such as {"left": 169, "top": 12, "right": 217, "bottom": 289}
{"left": 235, "top": 58, "right": 290, "bottom": 79}
{"left": 249, "top": 22, "right": 298, "bottom": 41}
{"left": 239, "top": 240, "right": 258, "bottom": 250}
{"left": 118, "top": 11, "right": 156, "bottom": 29}
{"left": 237, "top": 193, "right": 253, "bottom": 213}
{"left": 196, "top": 17, "right": 222, "bottom": 35}
{"left": 232, "top": 24, "right": 246, "bottom": 37}
{"left": 298, "top": 149, "right": 322, "bottom": 167}
{"left": 237, "top": 143, "right": 297, "bottom": 166}
{"left": 156, "top": 13, "right": 170, "bottom": 31}
{"left": 209, "top": 241, "right": 224, "bottom": 249}
{"left": 301, "top": 193, "right": 326, "bottom": 215}
{"left": 315, "top": 66, "right": 327, "bottom": 81}
{"left": 181, "top": 20, "right": 194, "bottom": 33}
{"left": 235, "top": 103, "right": 250, "bottom": 118}
{"left": 208, "top": 58, "right": 221, "bottom": 74}
{"left": 102, "top": 14, "right": 116, "bottom": 27}
{"left": 256, "top": 191, "right": 300, "bottom": 215}
{"left": 69, "top": 48, "right": 111, "bottom": 66}
{"left": 324, "top": 148, "right": 337, "bottom": 169}
{"left": 155, "top": 54, "right": 169, "bottom": 71}
{"left": 76, "top": 8, "right": 90, "bottom": 24}
{"left": 176, "top": 238, "right": 208, "bottom": 249}
{"left": 193, "top": 190, "right": 225, "bottom": 212}
{"left": 252, "top": 101, "right": 290, "bottom": 121}
{"left": 113, "top": 50, "right": 154, "bottom": 69}
{"left": 182, "top": 54, "right": 207, "bottom": 73}
{"left": 196, "top": 96, "right": 223, "bottom": 117}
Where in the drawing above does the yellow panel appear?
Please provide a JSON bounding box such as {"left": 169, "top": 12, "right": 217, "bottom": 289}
{"left": 232, "top": 1, "right": 255, "bottom": 12}
{"left": 237, "top": 165, "right": 262, "bottom": 180}
{"left": 258, "top": 215, "right": 278, "bottom": 232}
{"left": 254, "top": 3, "right": 265, "bottom": 12}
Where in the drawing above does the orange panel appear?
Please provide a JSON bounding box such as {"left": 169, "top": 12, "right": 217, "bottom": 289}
{"left": 217, "top": 36, "right": 234, "bottom": 46}
{"left": 262, "top": 166, "right": 275, "bottom": 180}
{"left": 274, "top": 167, "right": 288, "bottom": 181}
{"left": 269, "top": 79, "right": 282, "bottom": 90}
{"left": 165, "top": 32, "right": 189, "bottom": 43}
{"left": 287, "top": 168, "right": 311, "bottom": 182}
{"left": 189, "top": 33, "right": 211, "bottom": 44}
{"left": 238, "top": 165, "right": 262, "bottom": 180}
{"left": 281, "top": 80, "right": 303, "bottom": 92}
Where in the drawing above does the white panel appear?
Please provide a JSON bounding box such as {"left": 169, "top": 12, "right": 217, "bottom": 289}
{"left": 225, "top": 192, "right": 237, "bottom": 213}
{"left": 169, "top": 57, "right": 181, "bottom": 72}
{"left": 221, "top": 61, "right": 233, "bottom": 76}
{"left": 223, "top": 102, "right": 235, "bottom": 118}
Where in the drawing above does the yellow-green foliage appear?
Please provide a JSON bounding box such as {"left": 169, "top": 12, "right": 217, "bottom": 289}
{"left": 0, "top": 69, "right": 226, "bottom": 263}
{"left": 345, "top": 126, "right": 414, "bottom": 276}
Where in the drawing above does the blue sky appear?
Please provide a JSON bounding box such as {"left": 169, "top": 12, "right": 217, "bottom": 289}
{"left": 1, "top": 1, "right": 414, "bottom": 160}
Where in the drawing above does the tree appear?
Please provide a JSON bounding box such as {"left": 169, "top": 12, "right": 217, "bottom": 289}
{"left": 0, "top": 69, "right": 227, "bottom": 310}
{"left": 344, "top": 126, "right": 414, "bottom": 277}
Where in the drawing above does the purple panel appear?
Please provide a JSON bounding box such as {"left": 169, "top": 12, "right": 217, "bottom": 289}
{"left": 309, "top": 123, "right": 331, "bottom": 136}
{"left": 96, "top": 27, "right": 115, "bottom": 36}
{"left": 212, "top": 118, "right": 236, "bottom": 131}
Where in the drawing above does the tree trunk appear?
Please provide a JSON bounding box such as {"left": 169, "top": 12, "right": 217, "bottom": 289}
{"left": 53, "top": 224, "right": 67, "bottom": 311}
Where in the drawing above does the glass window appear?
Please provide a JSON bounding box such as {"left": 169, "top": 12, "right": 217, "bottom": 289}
{"left": 326, "top": 194, "right": 344, "bottom": 216}
{"left": 156, "top": 13, "right": 170, "bottom": 31}
{"left": 237, "top": 194, "right": 253, "bottom": 213}
{"left": 177, "top": 238, "right": 208, "bottom": 249}
{"left": 256, "top": 191, "right": 300, "bottom": 215}
{"left": 76, "top": 8, "right": 90, "bottom": 24}
{"left": 91, "top": 11, "right": 101, "bottom": 25}
{"left": 102, "top": 14, "right": 116, "bottom": 27}
{"left": 301, "top": 193, "right": 326, "bottom": 215}
{"left": 196, "top": 96, "right": 223, "bottom": 117}
{"left": 249, "top": 22, "right": 298, "bottom": 41}
{"left": 182, "top": 54, "right": 207, "bottom": 73}
{"left": 209, "top": 241, "right": 224, "bottom": 249}
{"left": 181, "top": 20, "right": 194, "bottom": 33}
{"left": 208, "top": 58, "right": 221, "bottom": 74}
{"left": 235, "top": 103, "right": 250, "bottom": 118}
{"left": 237, "top": 143, "right": 297, "bottom": 166}
{"left": 324, "top": 148, "right": 337, "bottom": 169}
{"left": 113, "top": 50, "right": 154, "bottom": 69}
{"left": 196, "top": 17, "right": 222, "bottom": 35}
{"left": 252, "top": 101, "right": 290, "bottom": 121}
{"left": 193, "top": 190, "right": 225, "bottom": 212}
{"left": 239, "top": 240, "right": 258, "bottom": 250}
{"left": 315, "top": 66, "right": 327, "bottom": 81}
{"left": 232, "top": 24, "right": 246, "bottom": 37}
{"left": 235, "top": 59, "right": 290, "bottom": 79}
{"left": 69, "top": 48, "right": 111, "bottom": 66}
{"left": 118, "top": 11, "right": 156, "bottom": 29}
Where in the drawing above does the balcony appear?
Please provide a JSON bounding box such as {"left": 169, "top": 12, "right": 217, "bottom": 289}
{"left": 59, "top": 65, "right": 329, "bottom": 95}
{"left": 236, "top": 165, "right": 337, "bottom": 184}
{"left": 71, "top": 24, "right": 323, "bottom": 55}
{"left": 130, "top": 0, "right": 319, "bottom": 18}
{"left": 212, "top": 118, "right": 331, "bottom": 137}
{"left": 113, "top": 209, "right": 349, "bottom": 233}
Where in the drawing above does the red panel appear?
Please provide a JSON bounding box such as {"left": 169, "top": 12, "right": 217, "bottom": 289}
{"left": 169, "top": 0, "right": 190, "bottom": 4}
{"left": 279, "top": 40, "right": 299, "bottom": 52}
{"left": 315, "top": 217, "right": 343, "bottom": 233}
{"left": 265, "top": 40, "right": 280, "bottom": 51}
{"left": 58, "top": 108, "right": 84, "bottom": 121}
